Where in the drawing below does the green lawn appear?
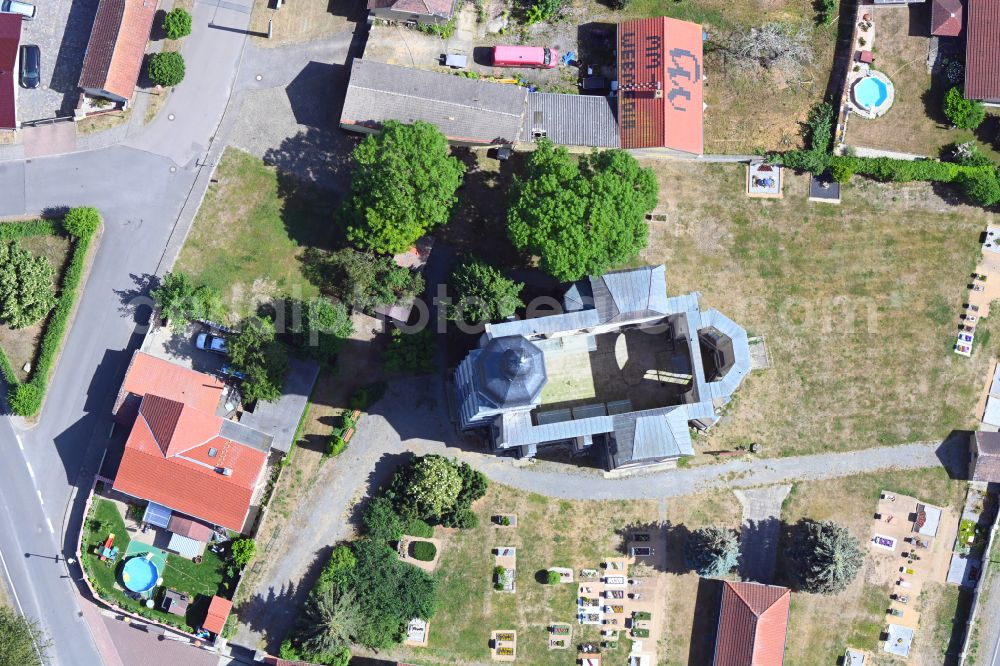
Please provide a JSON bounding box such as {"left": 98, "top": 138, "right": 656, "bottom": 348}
{"left": 175, "top": 147, "right": 335, "bottom": 318}
{"left": 82, "top": 498, "right": 233, "bottom": 632}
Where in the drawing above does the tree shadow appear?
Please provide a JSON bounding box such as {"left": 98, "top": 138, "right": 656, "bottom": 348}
{"left": 113, "top": 272, "right": 158, "bottom": 321}
{"left": 616, "top": 520, "right": 691, "bottom": 575}
{"left": 739, "top": 517, "right": 782, "bottom": 584}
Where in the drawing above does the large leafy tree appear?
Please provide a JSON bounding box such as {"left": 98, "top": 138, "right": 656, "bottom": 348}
{"left": 960, "top": 168, "right": 1000, "bottom": 208}
{"left": 305, "top": 248, "right": 424, "bottom": 313}
{"left": 151, "top": 271, "right": 227, "bottom": 329}
{"left": 0, "top": 607, "right": 49, "bottom": 666}
{"left": 300, "top": 587, "right": 361, "bottom": 662}
{"left": 683, "top": 526, "right": 740, "bottom": 577}
{"left": 788, "top": 519, "right": 864, "bottom": 594}
{"left": 943, "top": 86, "right": 986, "bottom": 130}
{"left": 345, "top": 121, "right": 465, "bottom": 255}
{"left": 448, "top": 260, "right": 524, "bottom": 325}
{"left": 350, "top": 537, "right": 437, "bottom": 649}
{"left": 392, "top": 455, "right": 463, "bottom": 522}
{"left": 508, "top": 141, "right": 658, "bottom": 281}
{"left": 229, "top": 315, "right": 288, "bottom": 403}
{"left": 0, "top": 241, "right": 56, "bottom": 329}
{"left": 287, "top": 297, "right": 354, "bottom": 361}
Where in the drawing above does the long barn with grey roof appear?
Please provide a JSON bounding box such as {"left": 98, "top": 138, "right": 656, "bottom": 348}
{"left": 453, "top": 265, "right": 752, "bottom": 471}
{"left": 340, "top": 58, "right": 529, "bottom": 145}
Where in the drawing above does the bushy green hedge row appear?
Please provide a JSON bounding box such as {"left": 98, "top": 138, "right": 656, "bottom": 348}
{"left": 828, "top": 155, "right": 977, "bottom": 182}
{"left": 5, "top": 211, "right": 98, "bottom": 416}
{"left": 0, "top": 220, "right": 57, "bottom": 239}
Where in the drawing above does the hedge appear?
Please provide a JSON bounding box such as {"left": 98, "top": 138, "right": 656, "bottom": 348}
{"left": 403, "top": 518, "right": 434, "bottom": 538}
{"left": 4, "top": 212, "right": 97, "bottom": 416}
{"left": 410, "top": 540, "right": 437, "bottom": 561}
{"left": 0, "top": 220, "right": 57, "bottom": 239}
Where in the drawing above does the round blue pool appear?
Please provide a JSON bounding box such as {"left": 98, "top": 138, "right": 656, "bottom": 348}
{"left": 122, "top": 556, "right": 159, "bottom": 593}
{"left": 853, "top": 76, "right": 888, "bottom": 109}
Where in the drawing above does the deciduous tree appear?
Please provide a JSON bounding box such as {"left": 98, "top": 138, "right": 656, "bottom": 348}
{"left": 448, "top": 260, "right": 523, "bottom": 324}
{"left": 229, "top": 316, "right": 288, "bottom": 403}
{"left": 162, "top": 7, "right": 192, "bottom": 39}
{"left": 62, "top": 207, "right": 101, "bottom": 239}
{"left": 148, "top": 51, "right": 186, "bottom": 87}
{"left": 344, "top": 121, "right": 465, "bottom": 255}
{"left": 391, "top": 455, "right": 463, "bottom": 522}
{"left": 507, "top": 141, "right": 658, "bottom": 282}
{"left": 0, "top": 241, "right": 56, "bottom": 329}
{"left": 0, "top": 607, "right": 49, "bottom": 666}
{"left": 943, "top": 86, "right": 986, "bottom": 130}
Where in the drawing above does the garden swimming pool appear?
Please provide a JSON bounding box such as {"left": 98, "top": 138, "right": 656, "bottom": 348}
{"left": 855, "top": 77, "right": 888, "bottom": 108}
{"left": 850, "top": 71, "right": 894, "bottom": 116}
{"left": 122, "top": 555, "right": 159, "bottom": 593}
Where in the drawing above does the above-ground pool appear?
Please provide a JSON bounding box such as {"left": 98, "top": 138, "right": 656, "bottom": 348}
{"left": 850, "top": 71, "right": 895, "bottom": 117}
{"left": 122, "top": 556, "right": 159, "bottom": 593}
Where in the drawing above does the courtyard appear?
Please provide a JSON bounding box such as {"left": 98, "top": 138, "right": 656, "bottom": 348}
{"left": 537, "top": 327, "right": 692, "bottom": 414}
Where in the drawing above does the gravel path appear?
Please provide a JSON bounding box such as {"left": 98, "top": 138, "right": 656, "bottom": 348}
{"left": 233, "top": 375, "right": 965, "bottom": 652}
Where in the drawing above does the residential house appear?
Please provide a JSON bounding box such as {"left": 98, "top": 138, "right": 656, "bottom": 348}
{"left": 111, "top": 351, "right": 275, "bottom": 534}
{"left": 367, "top": 0, "right": 456, "bottom": 25}
{"left": 713, "top": 581, "right": 791, "bottom": 666}
{"left": 970, "top": 431, "right": 1000, "bottom": 482}
{"left": 78, "top": 0, "right": 157, "bottom": 104}
{"left": 0, "top": 14, "right": 21, "bottom": 131}
{"left": 965, "top": 0, "right": 1000, "bottom": 102}
{"left": 453, "top": 266, "right": 751, "bottom": 471}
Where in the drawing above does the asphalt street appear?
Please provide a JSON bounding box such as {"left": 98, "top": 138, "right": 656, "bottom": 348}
{"left": 0, "top": 0, "right": 252, "bottom": 659}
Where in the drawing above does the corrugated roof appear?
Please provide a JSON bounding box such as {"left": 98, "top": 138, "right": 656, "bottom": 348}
{"left": 598, "top": 265, "right": 669, "bottom": 320}
{"left": 340, "top": 58, "right": 528, "bottom": 144}
{"left": 965, "top": 0, "right": 1000, "bottom": 100}
{"left": 628, "top": 408, "right": 692, "bottom": 461}
{"left": 523, "top": 92, "right": 619, "bottom": 148}
{"left": 486, "top": 309, "right": 600, "bottom": 339}
{"left": 714, "top": 582, "right": 790, "bottom": 666}
{"left": 78, "top": 0, "right": 156, "bottom": 100}
{"left": 932, "top": 0, "right": 963, "bottom": 35}
{"left": 0, "top": 15, "right": 20, "bottom": 130}
{"left": 167, "top": 514, "right": 215, "bottom": 542}
{"left": 617, "top": 17, "right": 704, "bottom": 153}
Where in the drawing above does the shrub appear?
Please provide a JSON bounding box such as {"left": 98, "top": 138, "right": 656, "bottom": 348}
{"left": 162, "top": 7, "right": 192, "bottom": 39}
{"left": 362, "top": 496, "right": 404, "bottom": 543}
{"left": 62, "top": 207, "right": 101, "bottom": 239}
{"left": 231, "top": 538, "right": 256, "bottom": 567}
{"left": 403, "top": 518, "right": 435, "bottom": 539}
{"left": 448, "top": 260, "right": 524, "bottom": 325}
{"left": 444, "top": 508, "right": 479, "bottom": 529}
{"left": 8, "top": 383, "right": 43, "bottom": 416}
{"left": 0, "top": 240, "right": 56, "bottom": 329}
{"left": 0, "top": 220, "right": 56, "bottom": 239}
{"left": 546, "top": 570, "right": 561, "bottom": 584}
{"left": 952, "top": 141, "right": 994, "bottom": 167}
{"left": 818, "top": 0, "right": 837, "bottom": 24}
{"left": 148, "top": 51, "right": 186, "bottom": 87}
{"left": 410, "top": 540, "right": 437, "bottom": 561}
{"left": 774, "top": 102, "right": 834, "bottom": 174}
{"left": 632, "top": 628, "right": 650, "bottom": 638}
{"left": 326, "top": 434, "right": 348, "bottom": 458}
{"left": 830, "top": 162, "right": 853, "bottom": 183}
{"left": 500, "top": 516, "right": 511, "bottom": 526}
{"left": 959, "top": 168, "right": 1000, "bottom": 207}
{"left": 943, "top": 86, "right": 986, "bottom": 130}
{"left": 383, "top": 328, "right": 435, "bottom": 374}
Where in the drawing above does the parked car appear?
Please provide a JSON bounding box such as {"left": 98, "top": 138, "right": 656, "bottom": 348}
{"left": 19, "top": 44, "right": 39, "bottom": 89}
{"left": 492, "top": 45, "right": 558, "bottom": 69}
{"left": 629, "top": 547, "right": 654, "bottom": 557}
{"left": 1, "top": 0, "right": 35, "bottom": 19}
{"left": 196, "top": 332, "right": 228, "bottom": 354}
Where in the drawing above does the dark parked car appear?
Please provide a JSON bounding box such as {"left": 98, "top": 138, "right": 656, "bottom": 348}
{"left": 195, "top": 332, "right": 228, "bottom": 355}
{"left": 19, "top": 44, "right": 39, "bottom": 89}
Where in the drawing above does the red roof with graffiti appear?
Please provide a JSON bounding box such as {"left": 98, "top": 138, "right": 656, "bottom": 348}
{"left": 617, "top": 17, "right": 704, "bottom": 154}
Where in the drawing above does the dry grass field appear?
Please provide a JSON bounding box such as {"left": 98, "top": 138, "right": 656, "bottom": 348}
{"left": 639, "top": 161, "right": 999, "bottom": 458}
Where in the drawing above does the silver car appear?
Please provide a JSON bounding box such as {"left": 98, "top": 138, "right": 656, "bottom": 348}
{"left": 1, "top": 0, "right": 36, "bottom": 19}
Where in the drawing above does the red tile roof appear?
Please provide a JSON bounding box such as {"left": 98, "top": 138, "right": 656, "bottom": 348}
{"left": 617, "top": 17, "right": 704, "bottom": 154}
{"left": 202, "top": 596, "right": 232, "bottom": 635}
{"left": 714, "top": 581, "right": 790, "bottom": 666}
{"left": 113, "top": 396, "right": 267, "bottom": 531}
{"left": 0, "top": 15, "right": 21, "bottom": 131}
{"left": 78, "top": 0, "right": 156, "bottom": 101}
{"left": 932, "top": 0, "right": 963, "bottom": 35}
{"left": 965, "top": 0, "right": 1000, "bottom": 100}
{"left": 114, "top": 351, "right": 224, "bottom": 422}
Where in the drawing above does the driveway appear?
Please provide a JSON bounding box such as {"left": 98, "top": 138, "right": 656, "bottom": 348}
{"left": 17, "top": 0, "right": 99, "bottom": 121}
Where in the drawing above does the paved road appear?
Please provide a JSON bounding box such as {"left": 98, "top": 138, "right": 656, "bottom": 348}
{"left": 235, "top": 375, "right": 965, "bottom": 650}
{"left": 0, "top": 0, "right": 255, "bottom": 662}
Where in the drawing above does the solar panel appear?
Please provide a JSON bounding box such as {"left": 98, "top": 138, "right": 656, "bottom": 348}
{"left": 143, "top": 502, "right": 173, "bottom": 529}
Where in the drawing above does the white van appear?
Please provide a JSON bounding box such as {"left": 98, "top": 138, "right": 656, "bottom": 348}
{"left": 1, "top": 0, "right": 36, "bottom": 19}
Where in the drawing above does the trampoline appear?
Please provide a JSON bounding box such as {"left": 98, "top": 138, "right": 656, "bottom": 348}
{"left": 122, "top": 555, "right": 160, "bottom": 594}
